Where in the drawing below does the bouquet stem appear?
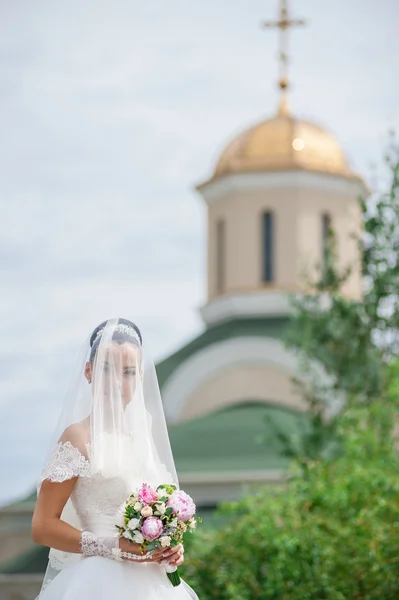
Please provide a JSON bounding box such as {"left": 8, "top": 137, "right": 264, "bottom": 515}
{"left": 165, "top": 565, "right": 181, "bottom": 587}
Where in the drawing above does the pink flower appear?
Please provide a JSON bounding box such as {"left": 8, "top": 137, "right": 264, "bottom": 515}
{"left": 167, "top": 490, "right": 196, "bottom": 522}
{"left": 141, "top": 516, "right": 164, "bottom": 541}
{"left": 141, "top": 505, "right": 153, "bottom": 517}
{"left": 139, "top": 485, "right": 158, "bottom": 505}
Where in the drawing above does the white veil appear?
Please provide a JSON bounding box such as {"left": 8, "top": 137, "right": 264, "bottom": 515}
{"left": 36, "top": 317, "right": 178, "bottom": 592}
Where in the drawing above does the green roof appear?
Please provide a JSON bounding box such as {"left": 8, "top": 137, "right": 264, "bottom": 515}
{"left": 170, "top": 401, "right": 308, "bottom": 473}
{"left": 156, "top": 317, "right": 289, "bottom": 388}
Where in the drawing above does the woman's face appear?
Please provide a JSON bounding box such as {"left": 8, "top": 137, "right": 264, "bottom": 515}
{"left": 85, "top": 341, "right": 141, "bottom": 408}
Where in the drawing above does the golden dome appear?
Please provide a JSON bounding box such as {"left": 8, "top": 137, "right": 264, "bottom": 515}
{"left": 211, "top": 114, "right": 358, "bottom": 181}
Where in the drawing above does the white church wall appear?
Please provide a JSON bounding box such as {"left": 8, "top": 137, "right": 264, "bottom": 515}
{"left": 178, "top": 362, "right": 305, "bottom": 422}
{"left": 202, "top": 170, "right": 365, "bottom": 304}
{"left": 163, "top": 336, "right": 304, "bottom": 423}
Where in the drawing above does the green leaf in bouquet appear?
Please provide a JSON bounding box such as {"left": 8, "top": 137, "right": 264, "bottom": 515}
{"left": 157, "top": 497, "right": 168, "bottom": 503}
{"left": 125, "top": 506, "right": 136, "bottom": 519}
{"left": 165, "top": 507, "right": 173, "bottom": 516}
{"left": 157, "top": 484, "right": 176, "bottom": 495}
{"left": 147, "top": 541, "right": 156, "bottom": 551}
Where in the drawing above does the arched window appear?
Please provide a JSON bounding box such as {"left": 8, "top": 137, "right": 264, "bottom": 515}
{"left": 216, "top": 219, "right": 225, "bottom": 293}
{"left": 262, "top": 211, "right": 274, "bottom": 282}
{"left": 322, "top": 213, "right": 332, "bottom": 277}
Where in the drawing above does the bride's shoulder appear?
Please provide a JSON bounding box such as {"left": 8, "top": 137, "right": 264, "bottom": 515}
{"left": 39, "top": 421, "right": 91, "bottom": 485}
{"left": 59, "top": 420, "right": 90, "bottom": 459}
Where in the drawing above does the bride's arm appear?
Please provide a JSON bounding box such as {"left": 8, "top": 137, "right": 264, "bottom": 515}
{"left": 32, "top": 479, "right": 165, "bottom": 561}
{"left": 32, "top": 479, "right": 145, "bottom": 556}
{"left": 32, "top": 477, "right": 85, "bottom": 552}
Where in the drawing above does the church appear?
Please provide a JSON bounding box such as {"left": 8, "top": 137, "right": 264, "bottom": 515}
{"left": 0, "top": 2, "right": 367, "bottom": 598}
{"left": 158, "top": 1, "right": 366, "bottom": 505}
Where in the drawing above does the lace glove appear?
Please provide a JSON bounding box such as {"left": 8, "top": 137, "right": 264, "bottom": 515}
{"left": 80, "top": 531, "right": 153, "bottom": 562}
{"left": 80, "top": 531, "right": 120, "bottom": 560}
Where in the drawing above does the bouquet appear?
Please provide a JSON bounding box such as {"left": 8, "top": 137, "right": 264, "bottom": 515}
{"left": 115, "top": 483, "right": 201, "bottom": 586}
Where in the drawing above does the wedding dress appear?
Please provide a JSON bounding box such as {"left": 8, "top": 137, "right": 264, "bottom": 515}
{"left": 37, "top": 440, "right": 198, "bottom": 599}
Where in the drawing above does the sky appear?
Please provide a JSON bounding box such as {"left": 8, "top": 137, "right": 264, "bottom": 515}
{"left": 0, "top": 0, "right": 398, "bottom": 507}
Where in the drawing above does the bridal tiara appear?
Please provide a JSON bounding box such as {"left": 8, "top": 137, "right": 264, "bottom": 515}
{"left": 94, "top": 324, "right": 141, "bottom": 346}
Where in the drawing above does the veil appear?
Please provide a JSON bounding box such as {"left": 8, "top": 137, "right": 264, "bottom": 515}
{"left": 36, "top": 317, "right": 178, "bottom": 592}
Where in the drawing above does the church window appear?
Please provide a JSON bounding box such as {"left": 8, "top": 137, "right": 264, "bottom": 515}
{"left": 216, "top": 219, "right": 225, "bottom": 293}
{"left": 322, "top": 213, "right": 332, "bottom": 277}
{"left": 262, "top": 211, "right": 274, "bottom": 282}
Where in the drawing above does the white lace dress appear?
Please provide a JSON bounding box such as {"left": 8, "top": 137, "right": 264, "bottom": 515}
{"left": 37, "top": 441, "right": 199, "bottom": 600}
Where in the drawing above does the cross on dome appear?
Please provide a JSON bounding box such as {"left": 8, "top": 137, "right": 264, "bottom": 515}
{"left": 262, "top": 0, "right": 306, "bottom": 116}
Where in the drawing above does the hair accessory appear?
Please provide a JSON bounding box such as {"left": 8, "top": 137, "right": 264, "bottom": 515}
{"left": 94, "top": 324, "right": 141, "bottom": 346}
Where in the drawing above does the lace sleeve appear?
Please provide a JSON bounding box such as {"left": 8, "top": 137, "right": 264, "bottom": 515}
{"left": 40, "top": 441, "right": 91, "bottom": 484}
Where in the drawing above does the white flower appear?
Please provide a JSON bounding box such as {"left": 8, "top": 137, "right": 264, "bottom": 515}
{"left": 127, "top": 518, "right": 140, "bottom": 530}
{"left": 133, "top": 531, "right": 144, "bottom": 544}
{"left": 122, "top": 530, "right": 133, "bottom": 540}
{"left": 133, "top": 502, "right": 142, "bottom": 511}
{"left": 170, "top": 518, "right": 178, "bottom": 528}
{"left": 157, "top": 488, "right": 170, "bottom": 499}
{"left": 157, "top": 502, "right": 166, "bottom": 515}
{"left": 188, "top": 519, "right": 197, "bottom": 529}
{"left": 159, "top": 535, "right": 171, "bottom": 548}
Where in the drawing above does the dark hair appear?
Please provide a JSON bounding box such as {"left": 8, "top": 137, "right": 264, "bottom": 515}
{"left": 88, "top": 318, "right": 142, "bottom": 364}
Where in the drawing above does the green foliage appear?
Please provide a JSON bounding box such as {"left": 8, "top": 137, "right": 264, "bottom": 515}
{"left": 183, "top": 396, "right": 399, "bottom": 600}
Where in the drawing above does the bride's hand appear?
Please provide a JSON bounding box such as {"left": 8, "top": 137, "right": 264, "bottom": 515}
{"left": 118, "top": 538, "right": 165, "bottom": 563}
{"left": 158, "top": 544, "right": 185, "bottom": 568}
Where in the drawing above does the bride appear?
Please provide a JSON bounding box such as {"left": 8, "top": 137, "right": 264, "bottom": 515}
{"left": 32, "top": 317, "right": 199, "bottom": 599}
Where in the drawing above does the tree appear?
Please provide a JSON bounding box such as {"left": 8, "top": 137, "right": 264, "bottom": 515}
{"left": 288, "top": 150, "right": 399, "bottom": 397}
{"left": 274, "top": 150, "right": 399, "bottom": 463}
